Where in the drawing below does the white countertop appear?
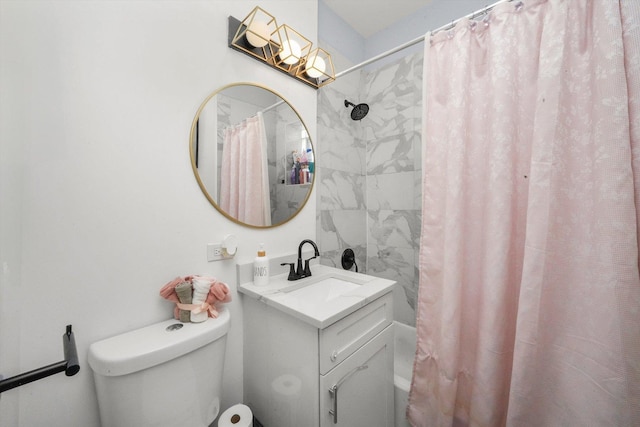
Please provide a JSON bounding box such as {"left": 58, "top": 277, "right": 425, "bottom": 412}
{"left": 239, "top": 264, "right": 395, "bottom": 329}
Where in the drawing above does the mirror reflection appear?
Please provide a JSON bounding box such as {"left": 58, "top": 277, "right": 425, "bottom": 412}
{"left": 190, "top": 83, "right": 314, "bottom": 228}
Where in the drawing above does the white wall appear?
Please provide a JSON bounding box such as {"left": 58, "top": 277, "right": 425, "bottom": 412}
{"left": 318, "top": 0, "right": 365, "bottom": 67}
{"left": 0, "top": 1, "right": 318, "bottom": 425}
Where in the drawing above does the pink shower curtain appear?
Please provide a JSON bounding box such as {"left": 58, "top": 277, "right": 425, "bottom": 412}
{"left": 220, "top": 113, "right": 271, "bottom": 226}
{"left": 408, "top": 1, "right": 640, "bottom": 426}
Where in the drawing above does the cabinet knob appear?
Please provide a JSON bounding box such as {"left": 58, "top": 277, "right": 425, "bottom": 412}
{"left": 330, "top": 350, "right": 338, "bottom": 362}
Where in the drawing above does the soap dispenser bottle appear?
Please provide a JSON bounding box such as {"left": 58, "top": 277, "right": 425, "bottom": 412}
{"left": 253, "top": 243, "right": 270, "bottom": 286}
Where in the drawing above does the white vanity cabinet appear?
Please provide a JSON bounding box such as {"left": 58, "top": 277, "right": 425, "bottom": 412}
{"left": 243, "top": 291, "right": 395, "bottom": 427}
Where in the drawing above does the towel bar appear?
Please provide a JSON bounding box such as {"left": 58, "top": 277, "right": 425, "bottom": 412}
{"left": 0, "top": 325, "right": 80, "bottom": 393}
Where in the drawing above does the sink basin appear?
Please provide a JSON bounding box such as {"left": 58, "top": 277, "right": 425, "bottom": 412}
{"left": 280, "top": 271, "right": 369, "bottom": 297}
{"left": 282, "top": 277, "right": 361, "bottom": 301}
{"left": 238, "top": 263, "right": 396, "bottom": 328}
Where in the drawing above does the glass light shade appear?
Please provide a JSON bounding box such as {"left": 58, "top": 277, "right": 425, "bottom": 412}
{"left": 246, "top": 21, "right": 270, "bottom": 48}
{"left": 297, "top": 47, "right": 335, "bottom": 87}
{"left": 305, "top": 54, "right": 326, "bottom": 78}
{"left": 272, "top": 25, "right": 311, "bottom": 72}
{"left": 280, "top": 39, "right": 302, "bottom": 65}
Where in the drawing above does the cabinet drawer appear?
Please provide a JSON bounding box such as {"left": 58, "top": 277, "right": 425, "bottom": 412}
{"left": 319, "top": 292, "right": 393, "bottom": 375}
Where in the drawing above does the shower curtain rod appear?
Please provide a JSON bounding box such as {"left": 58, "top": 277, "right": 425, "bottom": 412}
{"left": 260, "top": 99, "right": 285, "bottom": 114}
{"left": 334, "top": 0, "right": 515, "bottom": 79}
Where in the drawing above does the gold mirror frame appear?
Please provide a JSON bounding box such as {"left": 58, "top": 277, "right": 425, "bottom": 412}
{"left": 190, "top": 82, "right": 315, "bottom": 228}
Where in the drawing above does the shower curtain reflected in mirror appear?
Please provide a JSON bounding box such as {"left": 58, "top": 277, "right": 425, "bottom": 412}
{"left": 220, "top": 112, "right": 272, "bottom": 227}
{"left": 409, "top": 0, "right": 640, "bottom": 426}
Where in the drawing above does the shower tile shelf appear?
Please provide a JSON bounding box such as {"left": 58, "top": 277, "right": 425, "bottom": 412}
{"left": 284, "top": 180, "right": 312, "bottom": 186}
{"left": 238, "top": 260, "right": 396, "bottom": 426}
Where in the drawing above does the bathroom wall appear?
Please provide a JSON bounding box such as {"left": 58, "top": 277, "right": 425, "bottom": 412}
{"left": 0, "top": 1, "right": 317, "bottom": 426}
{"left": 315, "top": 31, "right": 368, "bottom": 273}
{"left": 363, "top": 53, "right": 424, "bottom": 326}
{"left": 316, "top": 52, "right": 423, "bottom": 326}
{"left": 317, "top": 2, "right": 423, "bottom": 326}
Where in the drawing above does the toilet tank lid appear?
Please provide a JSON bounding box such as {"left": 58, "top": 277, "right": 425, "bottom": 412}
{"left": 88, "top": 308, "right": 230, "bottom": 377}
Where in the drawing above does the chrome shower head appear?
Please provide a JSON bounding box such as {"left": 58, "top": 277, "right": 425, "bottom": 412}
{"left": 344, "top": 100, "right": 369, "bottom": 121}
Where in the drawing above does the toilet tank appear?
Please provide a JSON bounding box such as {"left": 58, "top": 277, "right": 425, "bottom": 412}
{"left": 88, "top": 309, "right": 230, "bottom": 427}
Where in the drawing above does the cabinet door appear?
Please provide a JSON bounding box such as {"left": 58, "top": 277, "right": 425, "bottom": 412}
{"left": 320, "top": 326, "right": 394, "bottom": 427}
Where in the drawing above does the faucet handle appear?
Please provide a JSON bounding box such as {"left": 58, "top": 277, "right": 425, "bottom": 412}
{"left": 280, "top": 262, "right": 298, "bottom": 281}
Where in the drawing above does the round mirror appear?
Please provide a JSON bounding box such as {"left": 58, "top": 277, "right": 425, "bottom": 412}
{"left": 190, "top": 83, "right": 315, "bottom": 228}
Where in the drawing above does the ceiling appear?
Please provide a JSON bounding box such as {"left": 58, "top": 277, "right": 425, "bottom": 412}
{"left": 323, "top": 0, "right": 434, "bottom": 38}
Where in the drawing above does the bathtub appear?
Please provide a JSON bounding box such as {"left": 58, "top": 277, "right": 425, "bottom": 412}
{"left": 394, "top": 321, "right": 416, "bottom": 427}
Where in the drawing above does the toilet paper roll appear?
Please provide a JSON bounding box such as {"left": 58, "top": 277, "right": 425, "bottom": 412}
{"left": 218, "top": 404, "right": 253, "bottom": 427}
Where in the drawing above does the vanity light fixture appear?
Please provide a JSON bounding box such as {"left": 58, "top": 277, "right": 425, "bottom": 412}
{"left": 229, "top": 7, "right": 279, "bottom": 63}
{"left": 298, "top": 47, "right": 335, "bottom": 86}
{"left": 228, "top": 6, "right": 335, "bottom": 89}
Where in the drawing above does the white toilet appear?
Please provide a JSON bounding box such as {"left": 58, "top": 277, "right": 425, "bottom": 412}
{"left": 88, "top": 309, "right": 230, "bottom": 427}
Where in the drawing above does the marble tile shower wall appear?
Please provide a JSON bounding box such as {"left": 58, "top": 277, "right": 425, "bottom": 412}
{"left": 317, "top": 51, "right": 423, "bottom": 325}
{"left": 317, "top": 80, "right": 367, "bottom": 273}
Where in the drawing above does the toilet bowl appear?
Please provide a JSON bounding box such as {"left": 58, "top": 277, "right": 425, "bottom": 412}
{"left": 88, "top": 309, "right": 230, "bottom": 427}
